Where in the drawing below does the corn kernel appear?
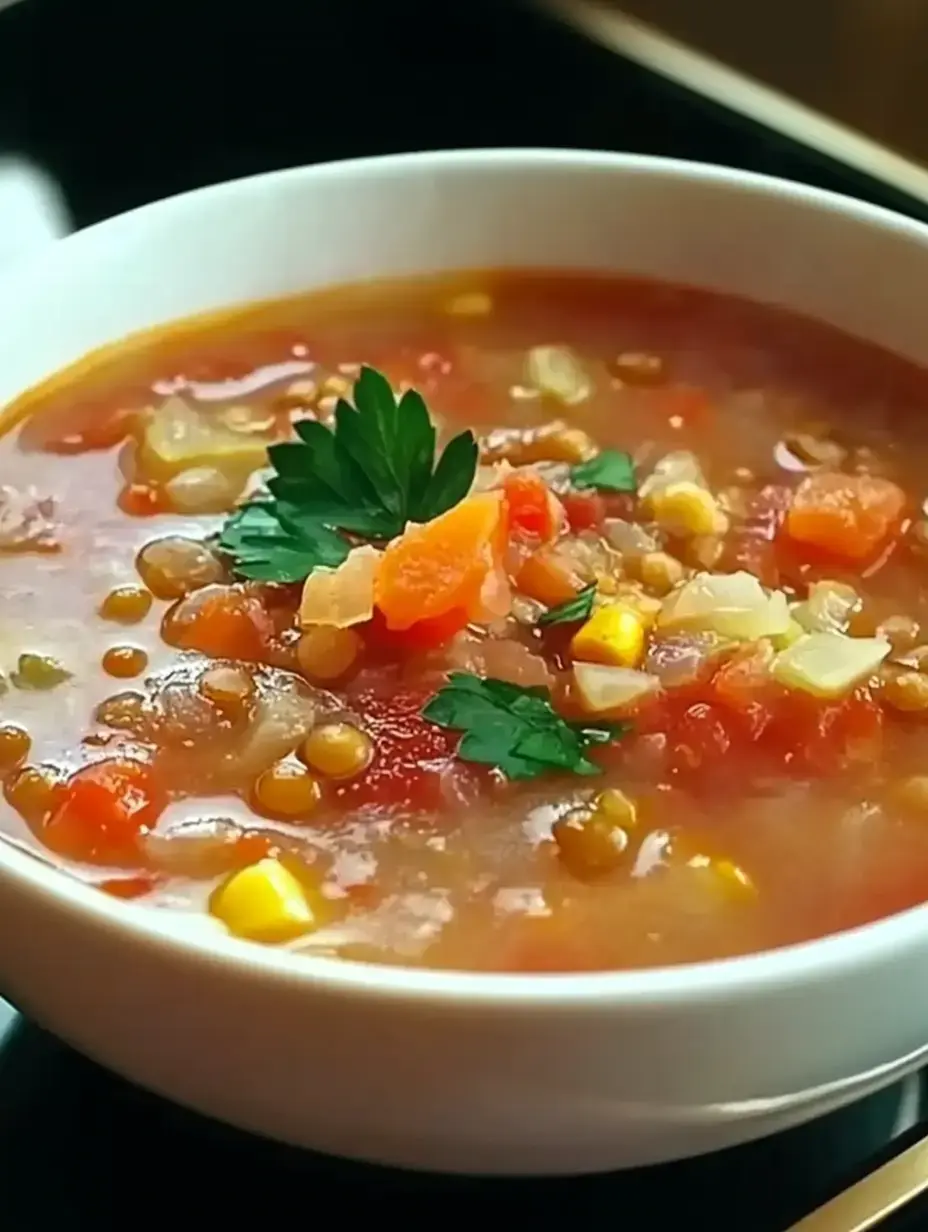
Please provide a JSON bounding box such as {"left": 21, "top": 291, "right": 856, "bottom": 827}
{"left": 209, "top": 857, "right": 317, "bottom": 943}
{"left": 570, "top": 603, "right": 646, "bottom": 668}
{"left": 648, "top": 482, "right": 728, "bottom": 538}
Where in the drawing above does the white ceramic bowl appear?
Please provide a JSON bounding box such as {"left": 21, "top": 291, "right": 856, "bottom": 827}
{"left": 3, "top": 149, "right": 928, "bottom": 1176}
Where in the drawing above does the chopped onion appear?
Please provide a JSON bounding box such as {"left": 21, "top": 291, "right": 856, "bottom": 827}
{"left": 573, "top": 662, "right": 660, "bottom": 712}
{"left": 639, "top": 450, "right": 707, "bottom": 502}
{"left": 772, "top": 631, "right": 891, "bottom": 698}
{"left": 526, "top": 346, "right": 591, "bottom": 406}
{"left": 658, "top": 570, "right": 791, "bottom": 641}
{"left": 299, "top": 544, "right": 382, "bottom": 629}
{"left": 792, "top": 580, "right": 860, "bottom": 635}
{"left": 604, "top": 518, "right": 659, "bottom": 557}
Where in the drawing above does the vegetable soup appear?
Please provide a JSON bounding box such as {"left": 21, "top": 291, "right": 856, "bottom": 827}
{"left": 3, "top": 270, "right": 928, "bottom": 972}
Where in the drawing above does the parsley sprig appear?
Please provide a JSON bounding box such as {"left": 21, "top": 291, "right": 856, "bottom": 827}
{"left": 423, "top": 673, "right": 627, "bottom": 780}
{"left": 220, "top": 366, "right": 478, "bottom": 582}
{"left": 570, "top": 449, "right": 636, "bottom": 493}
{"left": 537, "top": 583, "right": 596, "bottom": 628}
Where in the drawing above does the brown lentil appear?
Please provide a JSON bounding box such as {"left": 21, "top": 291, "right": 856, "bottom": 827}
{"left": 299, "top": 723, "right": 373, "bottom": 779}
{"left": 252, "top": 762, "right": 322, "bottom": 820}
{"left": 99, "top": 584, "right": 153, "bottom": 624}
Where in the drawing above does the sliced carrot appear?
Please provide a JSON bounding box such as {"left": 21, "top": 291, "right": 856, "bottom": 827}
{"left": 502, "top": 470, "right": 562, "bottom": 541}
{"left": 374, "top": 493, "right": 505, "bottom": 631}
{"left": 515, "top": 548, "right": 582, "bottom": 607}
{"left": 43, "top": 758, "right": 165, "bottom": 867}
{"left": 785, "top": 472, "right": 906, "bottom": 562}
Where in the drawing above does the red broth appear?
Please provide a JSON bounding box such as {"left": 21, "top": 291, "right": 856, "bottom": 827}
{"left": 3, "top": 269, "right": 928, "bottom": 972}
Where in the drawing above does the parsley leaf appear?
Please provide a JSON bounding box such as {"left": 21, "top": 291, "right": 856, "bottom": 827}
{"left": 422, "top": 672, "right": 628, "bottom": 781}
{"left": 537, "top": 583, "right": 596, "bottom": 627}
{"left": 220, "top": 365, "right": 479, "bottom": 582}
{"left": 219, "top": 501, "right": 350, "bottom": 582}
{"left": 570, "top": 449, "right": 636, "bottom": 493}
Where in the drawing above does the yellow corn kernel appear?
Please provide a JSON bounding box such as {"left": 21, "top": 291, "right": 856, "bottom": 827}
{"left": 648, "top": 482, "right": 728, "bottom": 538}
{"left": 570, "top": 603, "right": 645, "bottom": 668}
{"left": 210, "top": 857, "right": 316, "bottom": 943}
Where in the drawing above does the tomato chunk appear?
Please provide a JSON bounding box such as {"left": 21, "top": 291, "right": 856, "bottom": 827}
{"left": 502, "top": 470, "right": 562, "bottom": 540}
{"left": 42, "top": 759, "right": 166, "bottom": 867}
{"left": 561, "top": 489, "right": 606, "bottom": 534}
{"left": 336, "top": 685, "right": 478, "bottom": 814}
{"left": 786, "top": 472, "right": 906, "bottom": 562}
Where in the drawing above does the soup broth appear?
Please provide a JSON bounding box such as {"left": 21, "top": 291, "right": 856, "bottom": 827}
{"left": 3, "top": 270, "right": 928, "bottom": 972}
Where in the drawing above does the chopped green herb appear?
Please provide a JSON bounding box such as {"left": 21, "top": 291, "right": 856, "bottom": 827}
{"left": 220, "top": 366, "right": 478, "bottom": 582}
{"left": 570, "top": 449, "right": 636, "bottom": 493}
{"left": 537, "top": 583, "right": 596, "bottom": 627}
{"left": 422, "top": 672, "right": 628, "bottom": 781}
{"left": 219, "top": 501, "right": 350, "bottom": 582}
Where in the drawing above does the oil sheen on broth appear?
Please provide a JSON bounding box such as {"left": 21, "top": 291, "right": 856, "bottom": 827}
{"left": 2, "top": 270, "right": 928, "bottom": 974}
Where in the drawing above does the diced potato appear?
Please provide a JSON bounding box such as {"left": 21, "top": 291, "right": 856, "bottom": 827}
{"left": 772, "top": 631, "right": 891, "bottom": 698}
{"left": 648, "top": 482, "right": 728, "bottom": 539}
{"left": 771, "top": 617, "right": 805, "bottom": 651}
{"left": 570, "top": 603, "right": 646, "bottom": 668}
{"left": 138, "top": 395, "right": 274, "bottom": 483}
{"left": 526, "top": 346, "right": 591, "bottom": 406}
{"left": 792, "top": 580, "right": 860, "bottom": 635}
{"left": 573, "top": 663, "right": 660, "bottom": 712}
{"left": 210, "top": 857, "right": 317, "bottom": 942}
{"left": 658, "top": 571, "right": 791, "bottom": 641}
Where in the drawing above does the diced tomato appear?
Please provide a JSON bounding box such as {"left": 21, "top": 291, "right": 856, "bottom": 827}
{"left": 366, "top": 605, "right": 471, "bottom": 654}
{"left": 561, "top": 489, "right": 606, "bottom": 534}
{"left": 42, "top": 758, "right": 166, "bottom": 867}
{"left": 165, "top": 587, "right": 276, "bottom": 661}
{"left": 502, "top": 469, "right": 562, "bottom": 541}
{"left": 722, "top": 483, "right": 793, "bottom": 587}
{"left": 709, "top": 643, "right": 781, "bottom": 740}
{"left": 375, "top": 493, "right": 507, "bottom": 630}
{"left": 336, "top": 685, "right": 481, "bottom": 814}
{"left": 670, "top": 702, "right": 735, "bottom": 776}
{"left": 778, "top": 686, "right": 884, "bottom": 776}
{"left": 786, "top": 472, "right": 906, "bottom": 563}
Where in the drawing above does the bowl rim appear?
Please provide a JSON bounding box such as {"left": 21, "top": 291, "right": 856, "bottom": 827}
{"left": 5, "top": 144, "right": 928, "bottom": 1010}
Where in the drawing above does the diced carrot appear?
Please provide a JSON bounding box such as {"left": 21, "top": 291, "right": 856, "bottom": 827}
{"left": 515, "top": 548, "right": 582, "bottom": 607}
{"left": 561, "top": 489, "right": 606, "bottom": 533}
{"left": 502, "top": 470, "right": 562, "bottom": 541}
{"left": 374, "top": 493, "right": 505, "bottom": 631}
{"left": 165, "top": 587, "right": 276, "bottom": 661}
{"left": 786, "top": 472, "right": 906, "bottom": 562}
{"left": 42, "top": 758, "right": 166, "bottom": 867}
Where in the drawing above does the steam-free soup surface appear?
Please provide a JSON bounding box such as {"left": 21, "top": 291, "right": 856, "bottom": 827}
{"left": 3, "top": 270, "right": 928, "bottom": 972}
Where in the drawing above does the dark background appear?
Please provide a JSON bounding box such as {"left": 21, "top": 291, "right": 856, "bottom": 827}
{"left": 0, "top": 1, "right": 925, "bottom": 1226}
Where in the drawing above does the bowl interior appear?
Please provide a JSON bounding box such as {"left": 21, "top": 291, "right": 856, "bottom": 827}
{"left": 2, "top": 148, "right": 928, "bottom": 1005}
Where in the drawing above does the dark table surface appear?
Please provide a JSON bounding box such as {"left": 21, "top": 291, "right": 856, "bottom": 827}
{"left": 0, "top": 2, "right": 926, "bottom": 1226}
